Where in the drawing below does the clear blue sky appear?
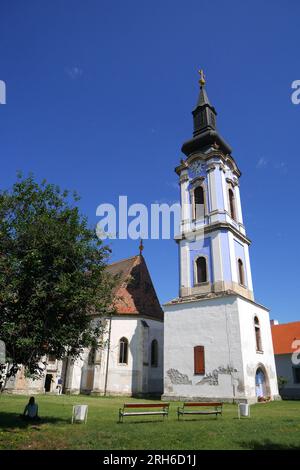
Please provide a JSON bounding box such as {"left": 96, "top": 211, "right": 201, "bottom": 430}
{"left": 1, "top": 0, "right": 299, "bottom": 322}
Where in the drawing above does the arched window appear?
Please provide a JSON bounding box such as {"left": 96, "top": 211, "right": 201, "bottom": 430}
{"left": 196, "top": 256, "right": 207, "bottom": 284}
{"left": 119, "top": 337, "right": 128, "bottom": 364}
{"left": 151, "top": 339, "right": 158, "bottom": 367}
{"left": 254, "top": 317, "right": 263, "bottom": 352}
{"left": 88, "top": 347, "right": 96, "bottom": 366}
{"left": 238, "top": 258, "right": 245, "bottom": 286}
{"left": 228, "top": 188, "right": 236, "bottom": 221}
{"left": 194, "top": 186, "right": 204, "bottom": 220}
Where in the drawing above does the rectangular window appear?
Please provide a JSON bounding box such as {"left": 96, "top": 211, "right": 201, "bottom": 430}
{"left": 293, "top": 367, "right": 300, "bottom": 384}
{"left": 194, "top": 345, "right": 205, "bottom": 375}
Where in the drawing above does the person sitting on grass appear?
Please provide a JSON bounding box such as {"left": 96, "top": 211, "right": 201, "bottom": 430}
{"left": 21, "top": 396, "right": 41, "bottom": 422}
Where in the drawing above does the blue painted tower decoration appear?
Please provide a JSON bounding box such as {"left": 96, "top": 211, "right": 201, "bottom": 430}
{"left": 163, "top": 71, "right": 279, "bottom": 403}
{"left": 176, "top": 69, "right": 253, "bottom": 301}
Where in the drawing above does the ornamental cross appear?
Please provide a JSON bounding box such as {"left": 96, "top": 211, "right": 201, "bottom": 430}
{"left": 198, "top": 69, "right": 206, "bottom": 87}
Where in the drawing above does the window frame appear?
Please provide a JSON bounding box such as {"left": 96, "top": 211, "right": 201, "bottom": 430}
{"left": 194, "top": 345, "right": 205, "bottom": 375}
{"left": 118, "top": 337, "right": 129, "bottom": 365}
{"left": 228, "top": 187, "right": 237, "bottom": 221}
{"left": 194, "top": 255, "right": 209, "bottom": 285}
{"left": 193, "top": 185, "right": 205, "bottom": 220}
{"left": 237, "top": 258, "right": 246, "bottom": 287}
{"left": 254, "top": 316, "right": 263, "bottom": 353}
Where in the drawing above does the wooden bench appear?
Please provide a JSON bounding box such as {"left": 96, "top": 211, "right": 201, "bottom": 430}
{"left": 118, "top": 403, "right": 170, "bottom": 423}
{"left": 177, "top": 402, "right": 223, "bottom": 420}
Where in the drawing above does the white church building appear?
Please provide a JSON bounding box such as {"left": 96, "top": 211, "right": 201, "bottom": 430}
{"left": 163, "top": 71, "right": 279, "bottom": 403}
{"left": 5, "top": 253, "right": 164, "bottom": 396}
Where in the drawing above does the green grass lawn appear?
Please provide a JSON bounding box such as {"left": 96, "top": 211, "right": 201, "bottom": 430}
{"left": 0, "top": 395, "right": 300, "bottom": 450}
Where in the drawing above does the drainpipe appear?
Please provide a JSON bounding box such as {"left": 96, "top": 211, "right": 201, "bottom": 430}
{"left": 104, "top": 315, "right": 112, "bottom": 396}
{"left": 63, "top": 356, "right": 69, "bottom": 394}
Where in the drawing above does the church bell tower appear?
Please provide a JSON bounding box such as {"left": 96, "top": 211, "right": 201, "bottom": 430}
{"left": 177, "top": 69, "right": 253, "bottom": 301}
{"left": 163, "top": 71, "right": 279, "bottom": 404}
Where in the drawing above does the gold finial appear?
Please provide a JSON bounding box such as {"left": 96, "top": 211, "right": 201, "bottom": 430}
{"left": 139, "top": 239, "right": 144, "bottom": 256}
{"left": 198, "top": 69, "right": 206, "bottom": 87}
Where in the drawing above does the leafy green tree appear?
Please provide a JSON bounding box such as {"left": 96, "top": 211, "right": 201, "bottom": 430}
{"left": 0, "top": 175, "right": 115, "bottom": 387}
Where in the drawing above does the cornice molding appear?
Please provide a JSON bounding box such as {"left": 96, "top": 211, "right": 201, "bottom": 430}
{"left": 175, "top": 150, "right": 241, "bottom": 177}
{"left": 207, "top": 164, "right": 216, "bottom": 173}
{"left": 226, "top": 176, "right": 239, "bottom": 187}
{"left": 175, "top": 221, "right": 251, "bottom": 246}
{"left": 163, "top": 291, "right": 269, "bottom": 312}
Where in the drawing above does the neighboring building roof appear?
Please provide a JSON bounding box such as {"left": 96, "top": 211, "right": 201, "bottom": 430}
{"left": 271, "top": 321, "right": 300, "bottom": 355}
{"left": 106, "top": 254, "right": 163, "bottom": 321}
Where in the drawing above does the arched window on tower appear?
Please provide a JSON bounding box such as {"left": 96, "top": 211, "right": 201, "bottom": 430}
{"left": 119, "top": 337, "right": 128, "bottom": 364}
{"left": 228, "top": 188, "right": 237, "bottom": 221}
{"left": 196, "top": 256, "right": 207, "bottom": 284}
{"left": 238, "top": 258, "right": 245, "bottom": 286}
{"left": 151, "top": 339, "right": 158, "bottom": 367}
{"left": 254, "top": 317, "right": 263, "bottom": 352}
{"left": 193, "top": 186, "right": 204, "bottom": 220}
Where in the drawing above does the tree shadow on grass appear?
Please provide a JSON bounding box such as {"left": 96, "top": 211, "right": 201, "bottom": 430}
{"left": 239, "top": 439, "right": 300, "bottom": 450}
{"left": 0, "top": 412, "right": 69, "bottom": 431}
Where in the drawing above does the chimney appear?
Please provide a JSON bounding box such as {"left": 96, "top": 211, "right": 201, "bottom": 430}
{"left": 270, "top": 319, "right": 279, "bottom": 326}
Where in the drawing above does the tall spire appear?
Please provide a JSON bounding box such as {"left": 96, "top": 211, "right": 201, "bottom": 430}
{"left": 181, "top": 69, "right": 232, "bottom": 156}
{"left": 194, "top": 69, "right": 211, "bottom": 108}
{"left": 192, "top": 69, "right": 217, "bottom": 136}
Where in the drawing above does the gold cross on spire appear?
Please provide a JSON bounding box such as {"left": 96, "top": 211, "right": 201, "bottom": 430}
{"left": 198, "top": 69, "right": 206, "bottom": 87}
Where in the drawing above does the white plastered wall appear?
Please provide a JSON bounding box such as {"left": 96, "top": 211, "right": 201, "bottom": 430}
{"left": 163, "top": 295, "right": 279, "bottom": 403}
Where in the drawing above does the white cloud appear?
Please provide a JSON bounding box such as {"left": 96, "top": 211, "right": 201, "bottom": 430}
{"left": 65, "top": 66, "right": 83, "bottom": 79}
{"left": 256, "top": 157, "right": 268, "bottom": 169}
{"left": 274, "top": 161, "right": 288, "bottom": 174}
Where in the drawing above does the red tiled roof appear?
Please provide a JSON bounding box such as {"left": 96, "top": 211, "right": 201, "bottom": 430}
{"left": 106, "top": 255, "right": 163, "bottom": 321}
{"left": 106, "top": 255, "right": 138, "bottom": 295}
{"left": 271, "top": 321, "right": 300, "bottom": 355}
